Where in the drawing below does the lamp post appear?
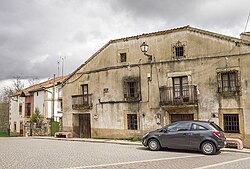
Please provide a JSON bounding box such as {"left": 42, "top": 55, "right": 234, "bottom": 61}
{"left": 140, "top": 42, "right": 153, "bottom": 62}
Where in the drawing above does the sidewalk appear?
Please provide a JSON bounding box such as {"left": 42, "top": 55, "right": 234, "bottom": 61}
{"left": 31, "top": 136, "right": 250, "bottom": 154}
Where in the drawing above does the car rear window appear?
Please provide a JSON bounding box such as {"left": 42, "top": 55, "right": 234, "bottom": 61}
{"left": 210, "top": 122, "right": 223, "bottom": 131}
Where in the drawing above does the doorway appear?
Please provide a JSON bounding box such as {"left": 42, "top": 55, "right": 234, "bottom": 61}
{"left": 79, "top": 114, "right": 91, "bottom": 138}
{"left": 170, "top": 114, "right": 194, "bottom": 123}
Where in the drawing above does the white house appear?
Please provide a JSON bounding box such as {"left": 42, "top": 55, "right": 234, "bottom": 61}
{"left": 9, "top": 76, "right": 66, "bottom": 136}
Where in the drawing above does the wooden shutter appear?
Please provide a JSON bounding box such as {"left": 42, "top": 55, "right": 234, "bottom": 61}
{"left": 134, "top": 80, "right": 139, "bottom": 99}
{"left": 123, "top": 80, "right": 128, "bottom": 99}
{"left": 217, "top": 72, "right": 222, "bottom": 93}
{"left": 237, "top": 70, "right": 241, "bottom": 93}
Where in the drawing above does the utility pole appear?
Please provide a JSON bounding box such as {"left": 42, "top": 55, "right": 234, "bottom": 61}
{"left": 51, "top": 74, "right": 56, "bottom": 136}
{"left": 52, "top": 74, "right": 55, "bottom": 121}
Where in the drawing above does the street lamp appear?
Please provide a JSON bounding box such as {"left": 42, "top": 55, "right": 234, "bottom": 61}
{"left": 140, "top": 42, "right": 152, "bottom": 62}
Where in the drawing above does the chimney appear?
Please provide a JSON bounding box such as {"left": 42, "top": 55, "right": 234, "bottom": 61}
{"left": 240, "top": 32, "right": 250, "bottom": 43}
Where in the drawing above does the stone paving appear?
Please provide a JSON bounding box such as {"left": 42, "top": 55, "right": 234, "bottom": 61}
{"left": 1, "top": 137, "right": 250, "bottom": 169}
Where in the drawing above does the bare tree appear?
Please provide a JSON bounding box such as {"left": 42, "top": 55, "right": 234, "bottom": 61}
{"left": 1, "top": 76, "right": 24, "bottom": 103}
{"left": 28, "top": 77, "right": 40, "bottom": 86}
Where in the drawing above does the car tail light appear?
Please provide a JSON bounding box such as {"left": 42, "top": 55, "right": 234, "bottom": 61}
{"left": 213, "top": 131, "right": 222, "bottom": 138}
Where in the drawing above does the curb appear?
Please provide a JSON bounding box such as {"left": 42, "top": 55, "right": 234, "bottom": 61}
{"left": 221, "top": 148, "right": 250, "bottom": 154}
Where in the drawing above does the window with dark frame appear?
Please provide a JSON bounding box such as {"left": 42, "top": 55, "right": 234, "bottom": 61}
{"left": 128, "top": 81, "right": 136, "bottom": 98}
{"left": 19, "top": 103, "right": 22, "bottom": 115}
{"left": 221, "top": 72, "right": 237, "bottom": 92}
{"left": 175, "top": 46, "right": 184, "bottom": 57}
{"left": 123, "top": 77, "right": 139, "bottom": 100}
{"left": 14, "top": 122, "right": 16, "bottom": 132}
{"left": 172, "top": 41, "right": 185, "bottom": 59}
{"left": 127, "top": 114, "right": 138, "bottom": 130}
{"left": 82, "top": 84, "right": 89, "bottom": 105}
{"left": 25, "top": 103, "right": 31, "bottom": 117}
{"left": 120, "top": 53, "right": 127, "bottom": 63}
{"left": 173, "top": 76, "right": 189, "bottom": 102}
{"left": 218, "top": 71, "right": 240, "bottom": 94}
{"left": 223, "top": 114, "right": 239, "bottom": 133}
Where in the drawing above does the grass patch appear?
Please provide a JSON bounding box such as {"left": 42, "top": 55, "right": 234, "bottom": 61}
{"left": 0, "top": 131, "right": 9, "bottom": 137}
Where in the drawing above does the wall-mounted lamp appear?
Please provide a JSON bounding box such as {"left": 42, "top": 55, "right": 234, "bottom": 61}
{"left": 225, "top": 57, "right": 229, "bottom": 67}
{"left": 140, "top": 42, "right": 153, "bottom": 62}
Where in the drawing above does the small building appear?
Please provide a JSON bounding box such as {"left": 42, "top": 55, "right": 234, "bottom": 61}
{"left": 62, "top": 26, "right": 250, "bottom": 147}
{"left": 9, "top": 76, "right": 66, "bottom": 136}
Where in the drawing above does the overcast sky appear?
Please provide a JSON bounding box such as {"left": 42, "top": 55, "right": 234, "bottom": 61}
{"left": 0, "top": 0, "right": 249, "bottom": 83}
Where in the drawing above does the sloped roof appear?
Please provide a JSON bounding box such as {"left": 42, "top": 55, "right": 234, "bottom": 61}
{"left": 18, "top": 76, "right": 68, "bottom": 96}
{"left": 64, "top": 25, "right": 249, "bottom": 84}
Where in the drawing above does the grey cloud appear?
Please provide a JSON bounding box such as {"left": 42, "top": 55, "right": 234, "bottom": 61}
{"left": 110, "top": 0, "right": 250, "bottom": 35}
{"left": 0, "top": 0, "right": 249, "bottom": 82}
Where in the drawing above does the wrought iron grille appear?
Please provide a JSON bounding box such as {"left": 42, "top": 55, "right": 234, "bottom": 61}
{"left": 160, "top": 85, "right": 198, "bottom": 106}
{"left": 223, "top": 114, "right": 239, "bottom": 133}
{"left": 72, "top": 94, "right": 93, "bottom": 110}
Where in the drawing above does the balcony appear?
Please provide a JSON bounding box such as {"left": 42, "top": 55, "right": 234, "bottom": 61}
{"left": 72, "top": 94, "right": 93, "bottom": 110}
{"left": 160, "top": 85, "right": 198, "bottom": 106}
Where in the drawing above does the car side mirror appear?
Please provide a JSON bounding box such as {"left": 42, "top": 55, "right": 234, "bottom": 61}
{"left": 162, "top": 129, "right": 168, "bottom": 133}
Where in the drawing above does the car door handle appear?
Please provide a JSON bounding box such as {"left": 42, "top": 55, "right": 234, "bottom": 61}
{"left": 183, "top": 133, "right": 192, "bottom": 136}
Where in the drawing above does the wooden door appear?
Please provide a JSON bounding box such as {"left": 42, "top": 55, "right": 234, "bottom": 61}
{"left": 170, "top": 114, "right": 194, "bottom": 123}
{"left": 20, "top": 122, "right": 23, "bottom": 136}
{"left": 79, "top": 114, "right": 91, "bottom": 138}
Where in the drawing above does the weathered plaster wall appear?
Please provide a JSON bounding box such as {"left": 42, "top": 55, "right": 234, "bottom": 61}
{"left": 62, "top": 28, "right": 250, "bottom": 146}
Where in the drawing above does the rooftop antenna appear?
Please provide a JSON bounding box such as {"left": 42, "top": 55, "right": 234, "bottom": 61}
{"left": 57, "top": 61, "right": 60, "bottom": 77}
{"left": 60, "top": 56, "right": 66, "bottom": 78}
{"left": 244, "top": 12, "right": 250, "bottom": 32}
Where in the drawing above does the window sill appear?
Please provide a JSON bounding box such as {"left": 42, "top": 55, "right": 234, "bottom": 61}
{"left": 218, "top": 91, "right": 241, "bottom": 97}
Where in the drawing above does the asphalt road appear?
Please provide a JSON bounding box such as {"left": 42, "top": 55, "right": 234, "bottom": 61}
{"left": 0, "top": 137, "right": 250, "bottom": 169}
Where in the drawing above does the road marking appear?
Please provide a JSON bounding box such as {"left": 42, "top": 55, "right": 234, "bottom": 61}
{"left": 194, "top": 156, "right": 250, "bottom": 169}
{"left": 64, "top": 154, "right": 204, "bottom": 169}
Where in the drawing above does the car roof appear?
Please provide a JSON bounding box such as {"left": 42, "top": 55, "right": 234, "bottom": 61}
{"left": 173, "top": 120, "right": 212, "bottom": 124}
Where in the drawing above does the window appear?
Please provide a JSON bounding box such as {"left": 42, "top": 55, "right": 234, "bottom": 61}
{"left": 176, "top": 46, "right": 184, "bottom": 57}
{"left": 172, "top": 41, "right": 186, "bottom": 59}
{"left": 19, "top": 103, "right": 22, "bottom": 115}
{"left": 223, "top": 114, "right": 239, "bottom": 133}
{"left": 167, "top": 122, "right": 191, "bottom": 132}
{"left": 14, "top": 122, "right": 16, "bottom": 132}
{"left": 123, "top": 77, "right": 139, "bottom": 100}
{"left": 218, "top": 71, "right": 240, "bottom": 93}
{"left": 173, "top": 76, "right": 189, "bottom": 102}
{"left": 127, "top": 114, "right": 137, "bottom": 130}
{"left": 25, "top": 103, "right": 31, "bottom": 117}
{"left": 58, "top": 101, "right": 63, "bottom": 110}
{"left": 191, "top": 123, "right": 207, "bottom": 131}
{"left": 82, "top": 84, "right": 89, "bottom": 105}
{"left": 222, "top": 72, "right": 237, "bottom": 92}
{"left": 120, "top": 53, "right": 127, "bottom": 63}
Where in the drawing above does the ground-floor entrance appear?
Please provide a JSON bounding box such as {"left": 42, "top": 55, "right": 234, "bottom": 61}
{"left": 170, "top": 114, "right": 194, "bottom": 123}
{"left": 79, "top": 114, "right": 91, "bottom": 138}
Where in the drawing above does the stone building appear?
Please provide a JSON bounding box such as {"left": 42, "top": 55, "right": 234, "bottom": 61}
{"left": 62, "top": 26, "right": 250, "bottom": 147}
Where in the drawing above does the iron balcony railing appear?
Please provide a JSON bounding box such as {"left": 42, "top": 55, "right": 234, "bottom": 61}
{"left": 160, "top": 85, "right": 198, "bottom": 106}
{"left": 72, "top": 94, "right": 93, "bottom": 110}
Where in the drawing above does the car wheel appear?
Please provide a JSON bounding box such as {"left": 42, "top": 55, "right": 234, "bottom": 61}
{"left": 201, "top": 141, "right": 216, "bottom": 155}
{"left": 148, "top": 139, "right": 160, "bottom": 151}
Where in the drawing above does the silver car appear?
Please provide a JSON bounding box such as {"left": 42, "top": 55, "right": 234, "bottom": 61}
{"left": 142, "top": 121, "right": 226, "bottom": 155}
